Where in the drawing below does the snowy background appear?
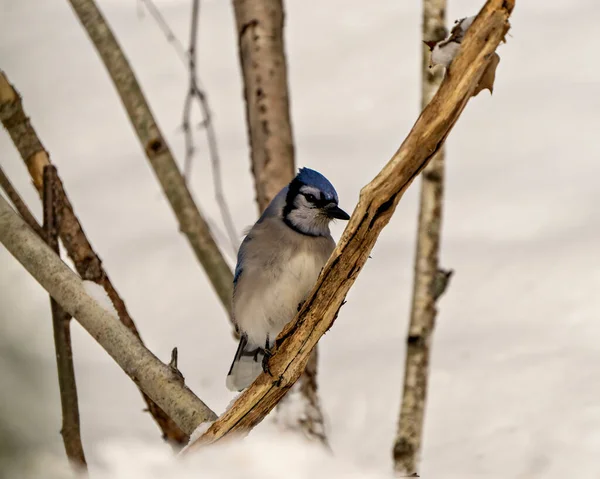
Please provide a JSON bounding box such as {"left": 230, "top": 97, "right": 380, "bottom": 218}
{"left": 1, "top": 0, "right": 600, "bottom": 477}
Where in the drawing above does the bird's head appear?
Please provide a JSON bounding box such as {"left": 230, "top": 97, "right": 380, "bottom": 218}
{"left": 282, "top": 167, "right": 350, "bottom": 236}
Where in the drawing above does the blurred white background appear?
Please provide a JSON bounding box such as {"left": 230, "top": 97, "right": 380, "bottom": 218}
{"left": 1, "top": 0, "right": 599, "bottom": 477}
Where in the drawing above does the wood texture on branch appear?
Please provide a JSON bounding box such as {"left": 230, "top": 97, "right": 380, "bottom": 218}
{"left": 232, "top": 0, "right": 327, "bottom": 445}
{"left": 233, "top": 0, "right": 295, "bottom": 213}
{"left": 185, "top": 0, "right": 514, "bottom": 451}
{"left": 0, "top": 71, "right": 188, "bottom": 445}
{"left": 43, "top": 166, "right": 87, "bottom": 468}
{"left": 0, "top": 164, "right": 44, "bottom": 238}
{"left": 0, "top": 194, "right": 218, "bottom": 435}
{"left": 65, "top": 0, "right": 234, "bottom": 314}
{"left": 392, "top": 0, "right": 452, "bottom": 475}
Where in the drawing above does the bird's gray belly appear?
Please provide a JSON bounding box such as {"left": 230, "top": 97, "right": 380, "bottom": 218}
{"left": 233, "top": 251, "right": 324, "bottom": 346}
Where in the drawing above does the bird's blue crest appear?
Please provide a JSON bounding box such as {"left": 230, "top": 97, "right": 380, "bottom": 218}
{"left": 296, "top": 167, "right": 339, "bottom": 203}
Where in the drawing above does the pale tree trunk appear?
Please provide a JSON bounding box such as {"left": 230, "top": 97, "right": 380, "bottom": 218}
{"left": 233, "top": 0, "right": 295, "bottom": 213}
{"left": 393, "top": 0, "right": 452, "bottom": 476}
{"left": 232, "top": 0, "right": 327, "bottom": 445}
{"left": 185, "top": 0, "right": 514, "bottom": 449}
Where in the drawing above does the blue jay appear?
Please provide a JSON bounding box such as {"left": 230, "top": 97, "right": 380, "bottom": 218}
{"left": 226, "top": 168, "right": 350, "bottom": 391}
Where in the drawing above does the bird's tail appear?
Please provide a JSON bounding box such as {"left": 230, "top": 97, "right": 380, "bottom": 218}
{"left": 226, "top": 335, "right": 264, "bottom": 392}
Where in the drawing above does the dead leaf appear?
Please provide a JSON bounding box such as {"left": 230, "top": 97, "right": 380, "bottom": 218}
{"left": 473, "top": 52, "right": 500, "bottom": 96}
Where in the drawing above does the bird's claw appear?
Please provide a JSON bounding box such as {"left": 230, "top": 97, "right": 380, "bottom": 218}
{"left": 262, "top": 348, "right": 273, "bottom": 376}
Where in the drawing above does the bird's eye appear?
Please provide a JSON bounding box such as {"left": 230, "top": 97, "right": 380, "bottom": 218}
{"left": 304, "top": 193, "right": 317, "bottom": 203}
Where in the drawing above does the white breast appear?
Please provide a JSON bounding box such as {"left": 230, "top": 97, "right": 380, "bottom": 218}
{"left": 234, "top": 244, "right": 330, "bottom": 347}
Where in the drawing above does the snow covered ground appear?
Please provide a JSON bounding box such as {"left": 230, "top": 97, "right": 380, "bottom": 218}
{"left": 1, "top": 0, "right": 600, "bottom": 477}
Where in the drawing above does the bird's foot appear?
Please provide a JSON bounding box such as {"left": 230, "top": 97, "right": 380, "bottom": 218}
{"left": 261, "top": 347, "right": 273, "bottom": 376}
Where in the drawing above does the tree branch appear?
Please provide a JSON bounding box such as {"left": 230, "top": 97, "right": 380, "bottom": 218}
{"left": 0, "top": 164, "right": 43, "bottom": 238}
{"left": 137, "top": 0, "right": 188, "bottom": 63}
{"left": 232, "top": 0, "right": 327, "bottom": 445}
{"left": 136, "top": 0, "right": 238, "bottom": 255}
{"left": 0, "top": 194, "right": 218, "bottom": 435}
{"left": 0, "top": 71, "right": 189, "bottom": 445}
{"left": 182, "top": 0, "right": 239, "bottom": 252}
{"left": 65, "top": 0, "right": 234, "bottom": 314}
{"left": 42, "top": 166, "right": 87, "bottom": 469}
{"left": 185, "top": 0, "right": 514, "bottom": 451}
{"left": 392, "top": 0, "right": 452, "bottom": 475}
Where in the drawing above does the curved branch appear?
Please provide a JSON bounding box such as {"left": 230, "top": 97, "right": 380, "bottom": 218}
{"left": 185, "top": 0, "right": 514, "bottom": 451}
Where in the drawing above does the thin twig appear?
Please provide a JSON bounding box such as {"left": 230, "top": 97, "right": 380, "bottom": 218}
{"left": 137, "top": 0, "right": 188, "bottom": 63}
{"left": 184, "top": 0, "right": 514, "bottom": 450}
{"left": 139, "top": 0, "right": 239, "bottom": 253}
{"left": 0, "top": 164, "right": 44, "bottom": 237}
{"left": 0, "top": 195, "right": 218, "bottom": 436}
{"left": 0, "top": 71, "right": 189, "bottom": 445}
{"left": 43, "top": 165, "right": 87, "bottom": 469}
{"left": 393, "top": 0, "right": 452, "bottom": 473}
{"left": 65, "top": 0, "right": 235, "bottom": 313}
{"left": 182, "top": 0, "right": 238, "bottom": 252}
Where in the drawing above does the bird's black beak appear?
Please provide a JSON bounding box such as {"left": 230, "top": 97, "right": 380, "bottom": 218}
{"left": 325, "top": 204, "right": 350, "bottom": 220}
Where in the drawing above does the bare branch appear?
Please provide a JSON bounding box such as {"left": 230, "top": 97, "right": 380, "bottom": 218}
{"left": 182, "top": 0, "right": 239, "bottom": 252}
{"left": 137, "top": 0, "right": 238, "bottom": 254}
{"left": 0, "top": 194, "right": 218, "bottom": 435}
{"left": 0, "top": 164, "right": 43, "bottom": 238}
{"left": 65, "top": 0, "right": 234, "bottom": 313}
{"left": 232, "top": 0, "right": 327, "bottom": 444}
{"left": 137, "top": 0, "right": 188, "bottom": 63}
{"left": 392, "top": 0, "right": 451, "bottom": 474}
{"left": 0, "top": 71, "right": 188, "bottom": 445}
{"left": 184, "top": 0, "right": 514, "bottom": 450}
{"left": 43, "top": 165, "right": 87, "bottom": 469}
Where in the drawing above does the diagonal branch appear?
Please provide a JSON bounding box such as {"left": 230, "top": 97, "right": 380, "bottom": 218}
{"left": 185, "top": 0, "right": 514, "bottom": 450}
{"left": 65, "top": 0, "right": 234, "bottom": 314}
{"left": 0, "top": 194, "right": 218, "bottom": 435}
{"left": 0, "top": 71, "right": 189, "bottom": 445}
{"left": 43, "top": 165, "right": 87, "bottom": 469}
